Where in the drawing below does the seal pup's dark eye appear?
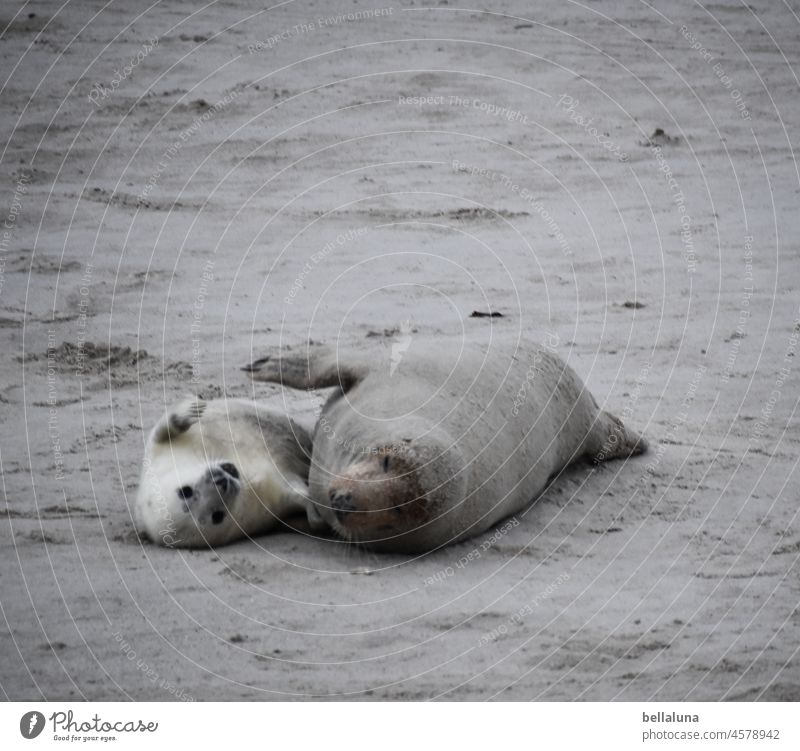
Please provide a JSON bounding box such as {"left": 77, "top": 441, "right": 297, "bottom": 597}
{"left": 178, "top": 485, "right": 193, "bottom": 500}
{"left": 382, "top": 455, "right": 390, "bottom": 472}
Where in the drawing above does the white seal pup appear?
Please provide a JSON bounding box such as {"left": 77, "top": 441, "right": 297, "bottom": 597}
{"left": 245, "top": 339, "right": 647, "bottom": 553}
{"left": 135, "top": 397, "right": 316, "bottom": 547}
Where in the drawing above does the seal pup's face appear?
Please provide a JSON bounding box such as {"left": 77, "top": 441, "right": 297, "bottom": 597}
{"left": 137, "top": 458, "right": 243, "bottom": 547}
{"left": 325, "top": 446, "right": 431, "bottom": 545}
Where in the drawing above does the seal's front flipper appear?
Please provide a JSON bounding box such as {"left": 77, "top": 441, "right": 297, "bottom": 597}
{"left": 588, "top": 410, "right": 648, "bottom": 463}
{"left": 280, "top": 479, "right": 330, "bottom": 533}
{"left": 305, "top": 502, "right": 329, "bottom": 533}
{"left": 244, "top": 345, "right": 365, "bottom": 393}
{"left": 151, "top": 397, "right": 206, "bottom": 443}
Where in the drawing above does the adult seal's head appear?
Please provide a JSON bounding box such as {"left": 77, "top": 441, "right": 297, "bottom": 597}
{"left": 321, "top": 427, "right": 465, "bottom": 546}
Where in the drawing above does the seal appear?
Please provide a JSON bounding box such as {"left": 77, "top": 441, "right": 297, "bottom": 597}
{"left": 135, "top": 397, "right": 315, "bottom": 547}
{"left": 245, "top": 339, "right": 648, "bottom": 553}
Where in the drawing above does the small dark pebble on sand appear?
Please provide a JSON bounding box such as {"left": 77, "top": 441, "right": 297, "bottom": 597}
{"left": 470, "top": 310, "right": 504, "bottom": 318}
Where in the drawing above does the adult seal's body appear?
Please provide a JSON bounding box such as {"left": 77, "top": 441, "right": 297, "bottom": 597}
{"left": 135, "top": 397, "right": 314, "bottom": 547}
{"left": 245, "top": 339, "right": 647, "bottom": 553}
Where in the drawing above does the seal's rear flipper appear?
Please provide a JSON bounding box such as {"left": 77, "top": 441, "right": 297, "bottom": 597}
{"left": 244, "top": 345, "right": 366, "bottom": 393}
{"left": 588, "top": 410, "right": 648, "bottom": 463}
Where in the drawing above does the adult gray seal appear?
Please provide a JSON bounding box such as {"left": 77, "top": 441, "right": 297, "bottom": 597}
{"left": 135, "top": 397, "right": 315, "bottom": 547}
{"left": 245, "top": 339, "right": 647, "bottom": 553}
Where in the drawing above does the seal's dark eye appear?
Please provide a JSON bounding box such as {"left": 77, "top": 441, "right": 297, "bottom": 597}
{"left": 382, "top": 455, "right": 390, "bottom": 472}
{"left": 178, "top": 485, "right": 193, "bottom": 500}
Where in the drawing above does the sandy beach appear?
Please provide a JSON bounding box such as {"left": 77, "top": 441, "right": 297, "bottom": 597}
{"left": 1, "top": 0, "right": 799, "bottom": 700}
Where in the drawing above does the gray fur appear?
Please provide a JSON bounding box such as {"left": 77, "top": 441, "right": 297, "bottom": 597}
{"left": 247, "top": 339, "right": 647, "bottom": 553}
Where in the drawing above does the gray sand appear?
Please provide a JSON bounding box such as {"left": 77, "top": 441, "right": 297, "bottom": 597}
{"left": 1, "top": 1, "right": 798, "bottom": 700}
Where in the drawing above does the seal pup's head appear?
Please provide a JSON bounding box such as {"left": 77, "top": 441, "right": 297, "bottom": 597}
{"left": 137, "top": 452, "right": 252, "bottom": 547}
{"left": 134, "top": 398, "right": 310, "bottom": 548}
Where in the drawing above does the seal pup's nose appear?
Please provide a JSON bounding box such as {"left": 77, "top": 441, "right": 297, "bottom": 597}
{"left": 219, "top": 462, "right": 239, "bottom": 479}
{"left": 210, "top": 464, "right": 240, "bottom": 495}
